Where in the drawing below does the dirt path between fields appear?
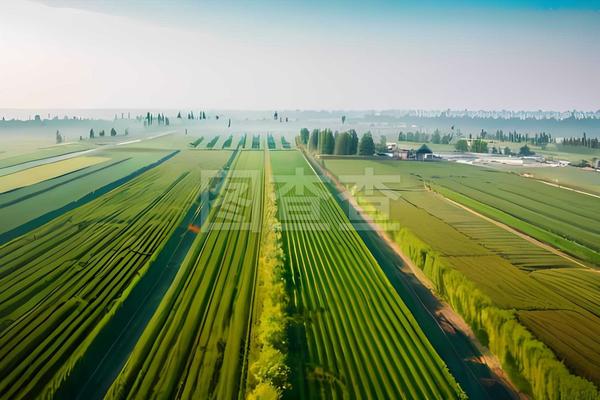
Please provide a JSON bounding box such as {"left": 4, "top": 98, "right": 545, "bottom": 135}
{"left": 311, "top": 158, "right": 527, "bottom": 399}
{"left": 433, "top": 191, "right": 594, "bottom": 271}
{"left": 533, "top": 178, "right": 600, "bottom": 200}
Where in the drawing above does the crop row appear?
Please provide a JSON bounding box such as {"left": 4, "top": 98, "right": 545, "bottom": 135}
{"left": 271, "top": 151, "right": 464, "bottom": 399}
{"left": 0, "top": 150, "right": 230, "bottom": 399}
{"left": 400, "top": 191, "right": 579, "bottom": 272}
{"left": 518, "top": 309, "right": 600, "bottom": 384}
{"left": 531, "top": 268, "right": 600, "bottom": 318}
{"left": 323, "top": 158, "right": 600, "bottom": 397}
{"left": 205, "top": 135, "right": 220, "bottom": 149}
{"left": 107, "top": 150, "right": 264, "bottom": 399}
{"left": 267, "top": 134, "right": 276, "bottom": 149}
{"left": 188, "top": 136, "right": 204, "bottom": 147}
{"left": 222, "top": 134, "right": 233, "bottom": 148}
{"left": 0, "top": 149, "right": 175, "bottom": 241}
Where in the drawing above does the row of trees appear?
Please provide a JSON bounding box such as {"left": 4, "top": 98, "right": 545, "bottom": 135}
{"left": 490, "top": 129, "right": 553, "bottom": 146}
{"left": 454, "top": 139, "right": 488, "bottom": 153}
{"left": 455, "top": 139, "right": 536, "bottom": 156}
{"left": 301, "top": 128, "right": 374, "bottom": 156}
{"left": 398, "top": 130, "right": 453, "bottom": 144}
{"left": 144, "top": 112, "right": 170, "bottom": 126}
{"left": 89, "top": 128, "right": 125, "bottom": 139}
{"left": 178, "top": 111, "right": 207, "bottom": 120}
{"left": 561, "top": 132, "right": 599, "bottom": 149}
{"left": 393, "top": 227, "right": 600, "bottom": 400}
{"left": 398, "top": 128, "right": 558, "bottom": 148}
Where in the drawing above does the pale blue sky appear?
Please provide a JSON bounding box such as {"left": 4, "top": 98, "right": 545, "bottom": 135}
{"left": 1, "top": 0, "right": 599, "bottom": 110}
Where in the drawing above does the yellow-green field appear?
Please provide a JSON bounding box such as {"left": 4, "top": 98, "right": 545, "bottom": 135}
{"left": 0, "top": 156, "right": 109, "bottom": 193}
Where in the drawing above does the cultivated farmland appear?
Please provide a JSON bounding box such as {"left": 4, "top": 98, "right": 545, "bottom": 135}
{"left": 0, "top": 150, "right": 230, "bottom": 399}
{"left": 0, "top": 156, "right": 109, "bottom": 193}
{"left": 323, "top": 157, "right": 600, "bottom": 398}
{"left": 272, "top": 151, "right": 465, "bottom": 399}
{"left": 107, "top": 150, "right": 265, "bottom": 399}
{"left": 0, "top": 147, "right": 176, "bottom": 238}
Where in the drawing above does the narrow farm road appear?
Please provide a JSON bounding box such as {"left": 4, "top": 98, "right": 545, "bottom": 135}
{"left": 534, "top": 178, "right": 600, "bottom": 199}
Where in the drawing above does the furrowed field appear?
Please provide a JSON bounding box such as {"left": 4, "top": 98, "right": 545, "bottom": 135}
{"left": 0, "top": 149, "right": 230, "bottom": 399}
{"left": 323, "top": 157, "right": 600, "bottom": 398}
{"left": 107, "top": 150, "right": 265, "bottom": 399}
{"left": 1, "top": 124, "right": 597, "bottom": 400}
{"left": 273, "top": 151, "right": 465, "bottom": 399}
{"left": 0, "top": 138, "right": 185, "bottom": 238}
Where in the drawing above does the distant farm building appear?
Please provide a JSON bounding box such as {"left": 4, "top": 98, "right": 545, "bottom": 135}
{"left": 415, "top": 144, "right": 433, "bottom": 161}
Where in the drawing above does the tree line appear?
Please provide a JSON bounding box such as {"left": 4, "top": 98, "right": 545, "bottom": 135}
{"left": 88, "top": 127, "right": 126, "bottom": 139}
{"left": 398, "top": 129, "right": 453, "bottom": 144}
{"left": 490, "top": 129, "right": 553, "bottom": 146}
{"left": 144, "top": 112, "right": 170, "bottom": 126}
{"left": 300, "top": 128, "right": 375, "bottom": 156}
{"left": 561, "top": 132, "right": 599, "bottom": 149}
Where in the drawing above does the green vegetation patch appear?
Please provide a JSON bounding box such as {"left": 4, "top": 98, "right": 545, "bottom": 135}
{"left": 272, "top": 150, "right": 465, "bottom": 399}
{"left": 107, "top": 151, "right": 265, "bottom": 399}
{"left": 0, "top": 150, "right": 230, "bottom": 399}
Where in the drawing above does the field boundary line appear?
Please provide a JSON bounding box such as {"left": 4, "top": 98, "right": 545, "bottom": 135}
{"left": 533, "top": 178, "right": 600, "bottom": 199}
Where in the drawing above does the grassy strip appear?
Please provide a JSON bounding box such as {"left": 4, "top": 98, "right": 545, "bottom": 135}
{"left": 0, "top": 156, "right": 109, "bottom": 194}
{"left": 432, "top": 184, "right": 600, "bottom": 267}
{"left": 0, "top": 157, "right": 129, "bottom": 208}
{"left": 222, "top": 135, "right": 233, "bottom": 149}
{"left": 189, "top": 136, "right": 204, "bottom": 147}
{"left": 0, "top": 150, "right": 179, "bottom": 244}
{"left": 246, "top": 149, "right": 291, "bottom": 399}
{"left": 393, "top": 227, "right": 600, "bottom": 399}
{"left": 206, "top": 135, "right": 220, "bottom": 149}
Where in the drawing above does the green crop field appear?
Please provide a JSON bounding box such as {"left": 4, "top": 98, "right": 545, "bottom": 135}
{"left": 0, "top": 147, "right": 175, "bottom": 236}
{"left": 4, "top": 1, "right": 599, "bottom": 397}
{"left": 273, "top": 151, "right": 465, "bottom": 399}
{"left": 0, "top": 131, "right": 597, "bottom": 400}
{"left": 500, "top": 166, "right": 600, "bottom": 196}
{"left": 0, "top": 143, "right": 94, "bottom": 170}
{"left": 0, "top": 155, "right": 109, "bottom": 193}
{"left": 107, "top": 150, "right": 264, "bottom": 399}
{"left": 531, "top": 268, "right": 600, "bottom": 318}
{"left": 0, "top": 150, "right": 230, "bottom": 399}
{"left": 518, "top": 310, "right": 600, "bottom": 383}
{"left": 323, "top": 157, "right": 600, "bottom": 398}
{"left": 327, "top": 158, "right": 600, "bottom": 265}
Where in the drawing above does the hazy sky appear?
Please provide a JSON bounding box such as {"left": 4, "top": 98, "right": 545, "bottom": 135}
{"left": 1, "top": 0, "right": 599, "bottom": 110}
